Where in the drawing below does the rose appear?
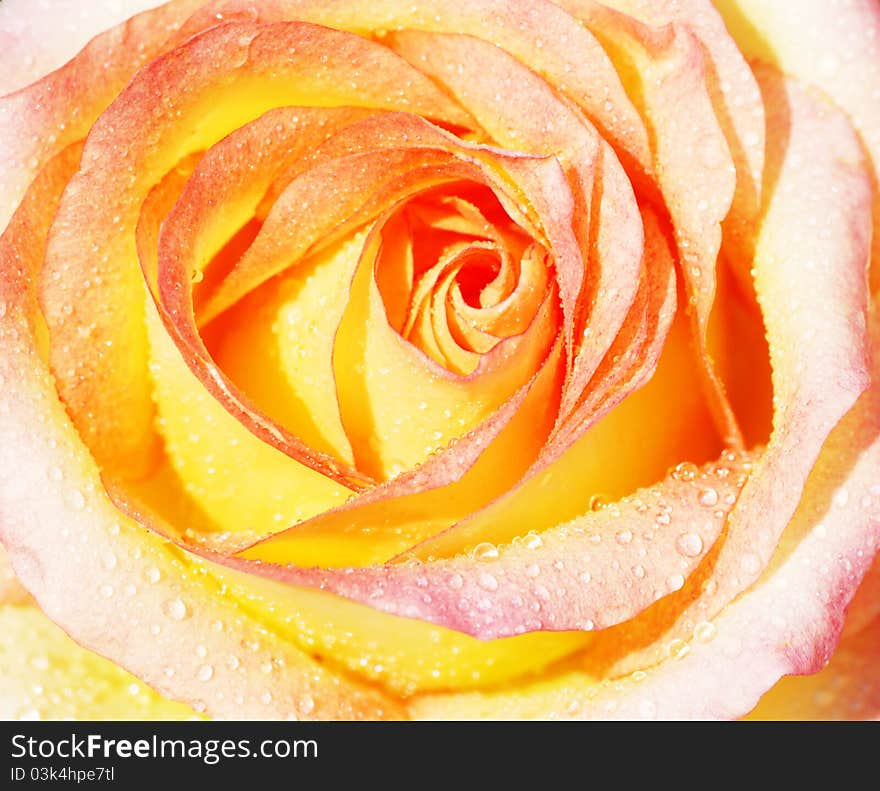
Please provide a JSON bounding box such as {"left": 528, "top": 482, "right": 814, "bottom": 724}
{"left": 0, "top": 0, "right": 878, "bottom": 722}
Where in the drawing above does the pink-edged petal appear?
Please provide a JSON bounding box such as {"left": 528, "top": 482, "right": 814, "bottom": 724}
{"left": 0, "top": 0, "right": 173, "bottom": 94}
{"left": 408, "top": 304, "right": 880, "bottom": 720}
{"left": 713, "top": 0, "right": 880, "bottom": 288}
{"left": 0, "top": 0, "right": 204, "bottom": 230}
{"left": 594, "top": 0, "right": 765, "bottom": 258}
{"left": 747, "top": 556, "right": 880, "bottom": 721}
{"left": 403, "top": 205, "right": 679, "bottom": 561}
{"left": 38, "top": 18, "right": 473, "bottom": 476}
{"left": 0, "top": 140, "right": 403, "bottom": 722}
{"left": 388, "top": 29, "right": 644, "bottom": 416}
{"left": 223, "top": 451, "right": 751, "bottom": 639}
{"left": 586, "top": 67, "right": 873, "bottom": 676}
{"left": 187, "top": 0, "right": 654, "bottom": 177}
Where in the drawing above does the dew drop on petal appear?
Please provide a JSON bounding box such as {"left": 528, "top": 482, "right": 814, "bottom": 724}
{"left": 694, "top": 621, "right": 717, "bottom": 643}
{"left": 523, "top": 532, "right": 543, "bottom": 550}
{"left": 473, "top": 542, "right": 499, "bottom": 561}
{"left": 676, "top": 532, "right": 704, "bottom": 558}
{"left": 672, "top": 461, "right": 697, "bottom": 481}
{"left": 162, "top": 598, "right": 189, "bottom": 621}
{"left": 667, "top": 638, "right": 690, "bottom": 660}
{"left": 698, "top": 487, "right": 719, "bottom": 507}
{"left": 478, "top": 572, "right": 498, "bottom": 591}
{"left": 666, "top": 573, "right": 685, "bottom": 592}
{"left": 615, "top": 529, "right": 633, "bottom": 545}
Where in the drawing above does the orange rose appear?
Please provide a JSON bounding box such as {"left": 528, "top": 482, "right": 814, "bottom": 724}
{"left": 0, "top": 0, "right": 878, "bottom": 721}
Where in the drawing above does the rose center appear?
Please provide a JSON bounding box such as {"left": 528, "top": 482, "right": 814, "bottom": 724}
{"left": 376, "top": 183, "right": 548, "bottom": 376}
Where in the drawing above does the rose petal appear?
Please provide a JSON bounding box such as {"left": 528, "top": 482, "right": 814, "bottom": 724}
{"left": 111, "top": 469, "right": 594, "bottom": 697}
{"left": 713, "top": 0, "right": 880, "bottom": 289}
{"left": 38, "top": 18, "right": 473, "bottom": 476}
{"left": 0, "top": 0, "right": 203, "bottom": 229}
{"left": 0, "top": 0, "right": 171, "bottom": 95}
{"left": 0, "top": 544, "right": 31, "bottom": 606}
{"left": 593, "top": 0, "right": 765, "bottom": 271}
{"left": 189, "top": 0, "right": 654, "bottom": 176}
{"left": 407, "top": 303, "right": 880, "bottom": 720}
{"left": 137, "top": 106, "right": 377, "bottom": 467}
{"left": 585, "top": 67, "right": 873, "bottom": 676}
{"left": 234, "top": 333, "right": 564, "bottom": 565}
{"left": 561, "top": 0, "right": 743, "bottom": 447}
{"left": 387, "top": 30, "right": 645, "bottom": 422}
{"left": 0, "top": 139, "right": 403, "bottom": 721}
{"left": 0, "top": 595, "right": 200, "bottom": 721}
{"left": 224, "top": 450, "right": 751, "bottom": 639}
{"left": 406, "top": 206, "right": 688, "bottom": 561}
{"left": 747, "top": 556, "right": 880, "bottom": 721}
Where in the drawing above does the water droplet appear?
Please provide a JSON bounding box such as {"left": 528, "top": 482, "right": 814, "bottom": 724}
{"left": 448, "top": 572, "right": 463, "bottom": 589}
{"left": 473, "top": 542, "right": 499, "bottom": 561}
{"left": 533, "top": 584, "right": 550, "bottom": 600}
{"left": 578, "top": 570, "right": 591, "bottom": 584}
{"left": 667, "top": 638, "right": 690, "bottom": 660}
{"left": 676, "top": 532, "right": 703, "bottom": 558}
{"left": 523, "top": 532, "right": 543, "bottom": 549}
{"left": 478, "top": 572, "right": 498, "bottom": 591}
{"left": 666, "top": 573, "right": 685, "bottom": 592}
{"left": 615, "top": 529, "right": 633, "bottom": 545}
{"left": 698, "top": 487, "right": 718, "bottom": 507}
{"left": 632, "top": 564, "right": 646, "bottom": 579}
{"left": 144, "top": 566, "right": 161, "bottom": 584}
{"left": 197, "top": 664, "right": 214, "bottom": 682}
{"left": 99, "top": 584, "right": 114, "bottom": 598}
{"left": 694, "top": 621, "right": 716, "bottom": 643}
{"left": 226, "top": 655, "right": 240, "bottom": 671}
{"left": 672, "top": 461, "right": 697, "bottom": 481}
{"left": 162, "top": 598, "right": 189, "bottom": 621}
{"left": 300, "top": 694, "right": 315, "bottom": 715}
